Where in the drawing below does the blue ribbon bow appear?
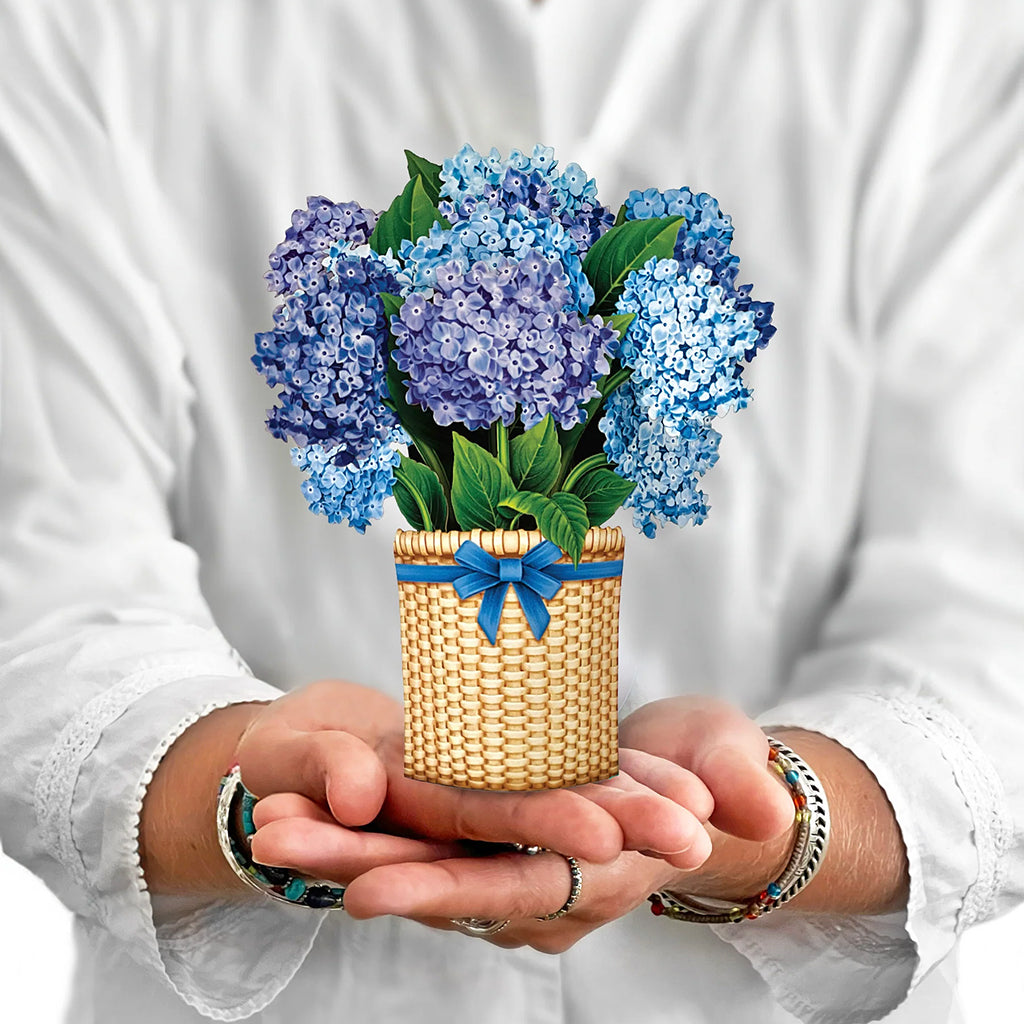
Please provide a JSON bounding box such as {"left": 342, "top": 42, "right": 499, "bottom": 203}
{"left": 395, "top": 539, "right": 623, "bottom": 645}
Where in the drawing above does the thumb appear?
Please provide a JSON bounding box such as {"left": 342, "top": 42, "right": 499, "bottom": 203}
{"left": 621, "top": 697, "right": 793, "bottom": 842}
{"left": 692, "top": 741, "right": 793, "bottom": 842}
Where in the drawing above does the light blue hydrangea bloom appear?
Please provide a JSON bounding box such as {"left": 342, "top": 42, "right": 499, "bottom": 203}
{"left": 600, "top": 256, "right": 762, "bottom": 535}
{"left": 290, "top": 427, "right": 405, "bottom": 532}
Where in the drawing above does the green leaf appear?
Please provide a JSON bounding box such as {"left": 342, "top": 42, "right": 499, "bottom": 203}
{"left": 404, "top": 150, "right": 444, "bottom": 206}
{"left": 450, "top": 434, "right": 516, "bottom": 530}
{"left": 379, "top": 292, "right": 404, "bottom": 321}
{"left": 368, "top": 175, "right": 446, "bottom": 257}
{"left": 613, "top": 203, "right": 627, "bottom": 227}
{"left": 607, "top": 312, "right": 635, "bottom": 342}
{"left": 582, "top": 216, "right": 684, "bottom": 315}
{"left": 393, "top": 456, "right": 447, "bottom": 532}
{"left": 509, "top": 415, "right": 561, "bottom": 494}
{"left": 567, "top": 467, "right": 636, "bottom": 527}
{"left": 498, "top": 491, "right": 590, "bottom": 566}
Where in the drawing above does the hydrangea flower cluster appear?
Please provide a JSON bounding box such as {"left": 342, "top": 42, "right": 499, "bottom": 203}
{"left": 391, "top": 251, "right": 614, "bottom": 431}
{"left": 602, "top": 410, "right": 721, "bottom": 536}
{"left": 439, "top": 144, "right": 613, "bottom": 256}
{"left": 290, "top": 428, "right": 404, "bottom": 532}
{"left": 624, "top": 187, "right": 775, "bottom": 358}
{"left": 265, "top": 195, "right": 378, "bottom": 296}
{"left": 253, "top": 241, "right": 403, "bottom": 460}
{"left": 600, "top": 256, "right": 764, "bottom": 536}
{"left": 398, "top": 202, "right": 595, "bottom": 313}
{"left": 254, "top": 147, "right": 775, "bottom": 540}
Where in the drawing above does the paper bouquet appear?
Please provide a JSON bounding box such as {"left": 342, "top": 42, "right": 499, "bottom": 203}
{"left": 253, "top": 144, "right": 774, "bottom": 790}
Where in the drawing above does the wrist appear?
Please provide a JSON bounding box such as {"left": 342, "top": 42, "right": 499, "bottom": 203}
{"left": 139, "top": 701, "right": 269, "bottom": 897}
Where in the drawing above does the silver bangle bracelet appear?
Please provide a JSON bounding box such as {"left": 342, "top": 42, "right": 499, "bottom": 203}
{"left": 649, "top": 736, "right": 830, "bottom": 924}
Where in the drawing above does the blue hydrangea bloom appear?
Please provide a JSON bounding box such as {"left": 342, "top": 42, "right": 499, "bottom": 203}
{"left": 601, "top": 403, "right": 721, "bottom": 536}
{"left": 290, "top": 429, "right": 404, "bottom": 532}
{"left": 253, "top": 241, "right": 403, "bottom": 458}
{"left": 265, "top": 196, "right": 378, "bottom": 296}
{"left": 600, "top": 256, "right": 763, "bottom": 535}
{"left": 400, "top": 198, "right": 595, "bottom": 313}
{"left": 439, "top": 143, "right": 613, "bottom": 257}
{"left": 624, "top": 187, "right": 775, "bottom": 358}
{"left": 391, "top": 251, "right": 614, "bottom": 431}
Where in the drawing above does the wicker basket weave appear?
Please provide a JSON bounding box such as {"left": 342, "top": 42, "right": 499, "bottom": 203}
{"left": 395, "top": 527, "right": 623, "bottom": 790}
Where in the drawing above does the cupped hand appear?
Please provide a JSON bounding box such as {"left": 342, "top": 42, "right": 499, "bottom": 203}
{"left": 618, "top": 696, "right": 794, "bottom": 843}
{"left": 253, "top": 794, "right": 705, "bottom": 954}
{"left": 243, "top": 680, "right": 717, "bottom": 874}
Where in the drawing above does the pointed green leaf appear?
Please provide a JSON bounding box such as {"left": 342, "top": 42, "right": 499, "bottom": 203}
{"left": 509, "top": 415, "right": 561, "bottom": 494}
{"left": 393, "top": 456, "right": 447, "bottom": 532}
{"left": 498, "top": 490, "right": 590, "bottom": 566}
{"left": 379, "top": 292, "right": 404, "bottom": 321}
{"left": 451, "top": 434, "right": 516, "bottom": 530}
{"left": 607, "top": 312, "right": 635, "bottom": 342}
{"left": 613, "top": 203, "right": 627, "bottom": 227}
{"left": 567, "top": 467, "right": 636, "bottom": 527}
{"left": 368, "top": 175, "right": 446, "bottom": 257}
{"left": 404, "top": 150, "right": 444, "bottom": 206}
{"left": 582, "top": 216, "right": 684, "bottom": 315}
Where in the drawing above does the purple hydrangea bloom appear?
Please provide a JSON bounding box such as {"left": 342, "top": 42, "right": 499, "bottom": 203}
{"left": 253, "top": 241, "right": 403, "bottom": 458}
{"left": 600, "top": 256, "right": 762, "bottom": 535}
{"left": 265, "top": 196, "right": 378, "bottom": 296}
{"left": 391, "top": 251, "right": 614, "bottom": 431}
{"left": 439, "top": 144, "right": 613, "bottom": 260}
{"left": 624, "top": 187, "right": 775, "bottom": 358}
{"left": 290, "top": 428, "right": 404, "bottom": 532}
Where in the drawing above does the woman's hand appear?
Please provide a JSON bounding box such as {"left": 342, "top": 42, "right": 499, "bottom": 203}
{"left": 248, "top": 680, "right": 719, "bottom": 869}
{"left": 252, "top": 787, "right": 705, "bottom": 953}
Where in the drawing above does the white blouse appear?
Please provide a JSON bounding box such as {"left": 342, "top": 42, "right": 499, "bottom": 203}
{"left": 0, "top": 1, "right": 1021, "bottom": 1021}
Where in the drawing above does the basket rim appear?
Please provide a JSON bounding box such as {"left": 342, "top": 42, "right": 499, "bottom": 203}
{"left": 393, "top": 526, "right": 624, "bottom": 563}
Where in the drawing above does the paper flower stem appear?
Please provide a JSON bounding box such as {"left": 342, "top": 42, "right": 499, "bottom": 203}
{"left": 562, "top": 453, "right": 610, "bottom": 494}
{"left": 492, "top": 421, "right": 511, "bottom": 475}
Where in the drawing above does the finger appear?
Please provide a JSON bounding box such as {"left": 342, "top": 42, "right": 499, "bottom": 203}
{"left": 239, "top": 727, "right": 387, "bottom": 828}
{"left": 693, "top": 744, "right": 793, "bottom": 841}
{"left": 249, "top": 818, "right": 462, "bottom": 882}
{"left": 383, "top": 773, "right": 624, "bottom": 863}
{"left": 621, "top": 698, "right": 791, "bottom": 841}
{"left": 615, "top": 749, "right": 715, "bottom": 820}
{"left": 252, "top": 792, "right": 336, "bottom": 829}
{"left": 568, "top": 777, "right": 710, "bottom": 866}
{"left": 342, "top": 851, "right": 576, "bottom": 921}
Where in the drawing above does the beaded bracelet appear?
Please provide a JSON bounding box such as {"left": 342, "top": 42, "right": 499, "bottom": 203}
{"left": 648, "top": 736, "right": 830, "bottom": 924}
{"left": 216, "top": 764, "right": 347, "bottom": 910}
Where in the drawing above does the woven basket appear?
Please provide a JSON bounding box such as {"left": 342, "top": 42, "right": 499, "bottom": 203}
{"left": 395, "top": 527, "right": 624, "bottom": 790}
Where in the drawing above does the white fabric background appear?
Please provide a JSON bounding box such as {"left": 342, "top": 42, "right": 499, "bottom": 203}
{"left": 1, "top": 1, "right": 1021, "bottom": 1021}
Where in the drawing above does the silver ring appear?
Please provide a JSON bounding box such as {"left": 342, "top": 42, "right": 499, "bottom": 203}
{"left": 535, "top": 852, "right": 583, "bottom": 921}
{"left": 451, "top": 917, "right": 511, "bottom": 936}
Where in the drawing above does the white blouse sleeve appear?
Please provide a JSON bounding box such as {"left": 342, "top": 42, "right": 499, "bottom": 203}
{"left": 0, "top": 8, "right": 324, "bottom": 1019}
{"left": 711, "top": 10, "right": 1024, "bottom": 1023}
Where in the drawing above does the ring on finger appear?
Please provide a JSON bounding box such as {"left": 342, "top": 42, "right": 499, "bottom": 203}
{"left": 451, "top": 917, "right": 511, "bottom": 936}
{"left": 511, "top": 845, "right": 583, "bottom": 921}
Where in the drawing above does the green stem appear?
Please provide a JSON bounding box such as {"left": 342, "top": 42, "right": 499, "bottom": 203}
{"left": 554, "top": 365, "right": 634, "bottom": 491}
{"left": 562, "top": 453, "right": 609, "bottom": 494}
{"left": 600, "top": 365, "right": 633, "bottom": 397}
{"left": 492, "top": 421, "right": 510, "bottom": 473}
{"left": 393, "top": 464, "right": 433, "bottom": 531}
{"left": 409, "top": 441, "right": 451, "bottom": 526}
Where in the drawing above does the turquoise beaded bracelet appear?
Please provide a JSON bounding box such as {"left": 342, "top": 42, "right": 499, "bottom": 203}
{"left": 648, "top": 736, "right": 830, "bottom": 924}
{"left": 216, "top": 764, "right": 347, "bottom": 910}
